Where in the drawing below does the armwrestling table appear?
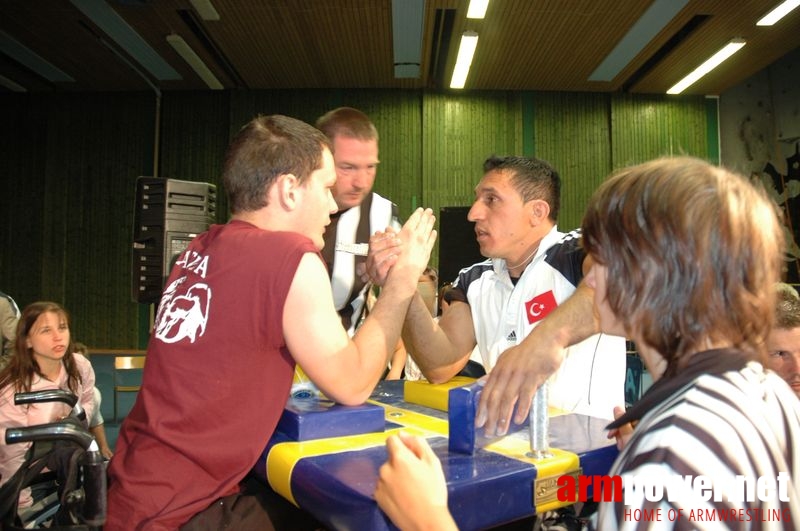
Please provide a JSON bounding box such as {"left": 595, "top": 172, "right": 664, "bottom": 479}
{"left": 254, "top": 378, "right": 619, "bottom": 531}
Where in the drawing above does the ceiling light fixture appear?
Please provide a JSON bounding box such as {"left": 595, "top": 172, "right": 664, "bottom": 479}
{"left": 467, "top": 0, "right": 490, "bottom": 19}
{"left": 167, "top": 34, "right": 223, "bottom": 89}
{"left": 0, "top": 30, "right": 74, "bottom": 82}
{"left": 450, "top": 31, "right": 479, "bottom": 89}
{"left": 588, "top": 0, "right": 689, "bottom": 82}
{"left": 70, "top": 0, "right": 180, "bottom": 81}
{"left": 391, "top": 0, "right": 425, "bottom": 78}
{"left": 190, "top": 0, "right": 220, "bottom": 21}
{"left": 0, "top": 73, "right": 27, "bottom": 92}
{"left": 756, "top": 0, "right": 800, "bottom": 25}
{"left": 666, "top": 39, "right": 746, "bottom": 94}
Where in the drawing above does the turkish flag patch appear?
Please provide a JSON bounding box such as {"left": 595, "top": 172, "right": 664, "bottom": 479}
{"left": 525, "top": 290, "right": 557, "bottom": 324}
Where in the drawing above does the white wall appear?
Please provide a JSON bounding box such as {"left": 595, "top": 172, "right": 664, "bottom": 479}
{"left": 720, "top": 47, "right": 800, "bottom": 176}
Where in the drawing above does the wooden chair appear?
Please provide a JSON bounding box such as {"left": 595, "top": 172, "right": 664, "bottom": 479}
{"left": 113, "top": 356, "right": 146, "bottom": 422}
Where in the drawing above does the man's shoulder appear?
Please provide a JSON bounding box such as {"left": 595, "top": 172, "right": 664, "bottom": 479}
{"left": 451, "top": 259, "right": 494, "bottom": 292}
{"left": 0, "top": 292, "right": 19, "bottom": 315}
{"left": 541, "top": 229, "right": 585, "bottom": 285}
{"left": 222, "top": 221, "right": 314, "bottom": 246}
{"left": 368, "top": 192, "right": 398, "bottom": 212}
{"left": 366, "top": 192, "right": 401, "bottom": 228}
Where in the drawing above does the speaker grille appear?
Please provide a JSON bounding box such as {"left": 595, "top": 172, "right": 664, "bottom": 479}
{"left": 131, "top": 177, "right": 217, "bottom": 303}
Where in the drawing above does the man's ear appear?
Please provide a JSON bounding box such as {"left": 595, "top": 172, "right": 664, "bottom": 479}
{"left": 529, "top": 199, "right": 551, "bottom": 225}
{"left": 275, "top": 173, "right": 300, "bottom": 209}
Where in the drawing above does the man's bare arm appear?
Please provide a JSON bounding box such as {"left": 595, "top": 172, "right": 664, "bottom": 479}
{"left": 364, "top": 229, "right": 477, "bottom": 384}
{"left": 401, "top": 294, "right": 476, "bottom": 383}
{"left": 285, "top": 209, "right": 437, "bottom": 404}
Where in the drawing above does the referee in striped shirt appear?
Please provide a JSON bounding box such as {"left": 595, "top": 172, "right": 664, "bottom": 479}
{"left": 583, "top": 157, "right": 800, "bottom": 530}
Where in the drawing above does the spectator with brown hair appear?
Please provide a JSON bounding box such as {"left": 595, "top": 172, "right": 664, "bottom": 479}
{"left": 375, "top": 156, "right": 800, "bottom": 531}
{"left": 0, "top": 302, "right": 95, "bottom": 507}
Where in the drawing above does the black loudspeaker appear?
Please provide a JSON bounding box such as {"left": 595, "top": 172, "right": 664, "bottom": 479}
{"left": 131, "top": 177, "right": 217, "bottom": 303}
{"left": 437, "top": 206, "right": 484, "bottom": 287}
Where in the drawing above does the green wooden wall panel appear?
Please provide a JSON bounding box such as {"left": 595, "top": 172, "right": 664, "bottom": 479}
{"left": 531, "top": 92, "right": 611, "bottom": 232}
{"left": 705, "top": 96, "right": 720, "bottom": 165}
{"left": 422, "top": 92, "right": 522, "bottom": 267}
{"left": 1, "top": 93, "right": 155, "bottom": 349}
{"left": 611, "top": 94, "right": 709, "bottom": 168}
{"left": 0, "top": 89, "right": 712, "bottom": 349}
{"left": 160, "top": 91, "right": 232, "bottom": 222}
{"left": 0, "top": 95, "right": 49, "bottom": 311}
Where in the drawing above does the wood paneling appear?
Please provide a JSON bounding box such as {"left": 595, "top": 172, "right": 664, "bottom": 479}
{"left": 531, "top": 91, "right": 612, "bottom": 231}
{"left": 0, "top": 1, "right": 797, "bottom": 95}
{"left": 611, "top": 94, "right": 709, "bottom": 166}
{"left": 0, "top": 89, "right": 710, "bottom": 348}
{"left": 422, "top": 91, "right": 523, "bottom": 266}
{"left": 1, "top": 92, "right": 155, "bottom": 348}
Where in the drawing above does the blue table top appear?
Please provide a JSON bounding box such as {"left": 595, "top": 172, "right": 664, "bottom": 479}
{"left": 254, "top": 380, "right": 619, "bottom": 531}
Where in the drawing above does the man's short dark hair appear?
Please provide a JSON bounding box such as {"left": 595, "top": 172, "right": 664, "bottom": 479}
{"left": 483, "top": 155, "right": 561, "bottom": 222}
{"left": 223, "top": 115, "right": 330, "bottom": 214}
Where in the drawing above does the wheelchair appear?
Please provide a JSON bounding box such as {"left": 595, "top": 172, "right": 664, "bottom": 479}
{"left": 0, "top": 389, "right": 106, "bottom": 530}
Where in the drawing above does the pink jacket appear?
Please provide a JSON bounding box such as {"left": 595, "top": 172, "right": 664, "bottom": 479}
{"left": 0, "top": 353, "right": 95, "bottom": 506}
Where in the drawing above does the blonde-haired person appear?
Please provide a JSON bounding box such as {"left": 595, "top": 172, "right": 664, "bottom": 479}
{"left": 767, "top": 283, "right": 800, "bottom": 398}
{"left": 0, "top": 302, "right": 95, "bottom": 507}
{"left": 316, "top": 107, "right": 402, "bottom": 337}
{"left": 376, "top": 157, "right": 800, "bottom": 530}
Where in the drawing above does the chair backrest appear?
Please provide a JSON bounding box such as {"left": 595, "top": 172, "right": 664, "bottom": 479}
{"left": 113, "top": 356, "right": 146, "bottom": 420}
{"left": 114, "top": 356, "right": 146, "bottom": 371}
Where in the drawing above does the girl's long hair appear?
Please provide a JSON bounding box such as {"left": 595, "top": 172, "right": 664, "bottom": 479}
{"left": 0, "top": 301, "right": 80, "bottom": 393}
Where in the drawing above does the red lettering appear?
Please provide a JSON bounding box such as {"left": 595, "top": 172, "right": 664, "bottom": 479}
{"left": 593, "top": 475, "right": 623, "bottom": 502}
{"left": 578, "top": 475, "right": 592, "bottom": 502}
{"left": 556, "top": 475, "right": 576, "bottom": 502}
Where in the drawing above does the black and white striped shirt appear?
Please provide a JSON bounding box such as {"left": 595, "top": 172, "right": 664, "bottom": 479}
{"left": 598, "top": 348, "right": 800, "bottom": 530}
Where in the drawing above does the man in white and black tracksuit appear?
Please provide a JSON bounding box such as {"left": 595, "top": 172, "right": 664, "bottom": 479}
{"left": 392, "top": 155, "right": 626, "bottom": 422}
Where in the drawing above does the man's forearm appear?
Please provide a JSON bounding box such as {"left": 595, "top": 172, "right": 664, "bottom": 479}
{"left": 402, "top": 294, "right": 470, "bottom": 383}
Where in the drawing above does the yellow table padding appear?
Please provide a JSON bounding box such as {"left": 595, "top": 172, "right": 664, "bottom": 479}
{"left": 484, "top": 436, "right": 581, "bottom": 513}
{"left": 266, "top": 401, "right": 446, "bottom": 506}
{"left": 403, "top": 376, "right": 476, "bottom": 411}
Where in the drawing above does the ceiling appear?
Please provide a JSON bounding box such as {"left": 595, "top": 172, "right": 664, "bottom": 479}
{"left": 1, "top": 0, "right": 799, "bottom": 95}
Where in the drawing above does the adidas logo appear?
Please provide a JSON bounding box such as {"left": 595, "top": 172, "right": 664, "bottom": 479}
{"left": 506, "top": 331, "right": 517, "bottom": 342}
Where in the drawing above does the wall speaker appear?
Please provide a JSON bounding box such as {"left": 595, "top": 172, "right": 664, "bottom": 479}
{"left": 437, "top": 206, "right": 484, "bottom": 287}
{"left": 131, "top": 177, "right": 217, "bottom": 303}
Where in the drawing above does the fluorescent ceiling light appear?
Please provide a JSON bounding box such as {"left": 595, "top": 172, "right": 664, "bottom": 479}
{"left": 190, "top": 0, "right": 220, "bottom": 21}
{"left": 0, "top": 30, "right": 74, "bottom": 82}
{"left": 167, "top": 34, "right": 223, "bottom": 89}
{"left": 391, "top": 0, "right": 425, "bottom": 78}
{"left": 71, "top": 0, "right": 180, "bottom": 81}
{"left": 756, "top": 0, "right": 800, "bottom": 25}
{"left": 589, "top": 0, "right": 689, "bottom": 82}
{"left": 467, "top": 0, "right": 490, "bottom": 19}
{"left": 0, "top": 74, "right": 27, "bottom": 92}
{"left": 666, "top": 39, "right": 746, "bottom": 94}
{"left": 450, "top": 31, "right": 479, "bottom": 89}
